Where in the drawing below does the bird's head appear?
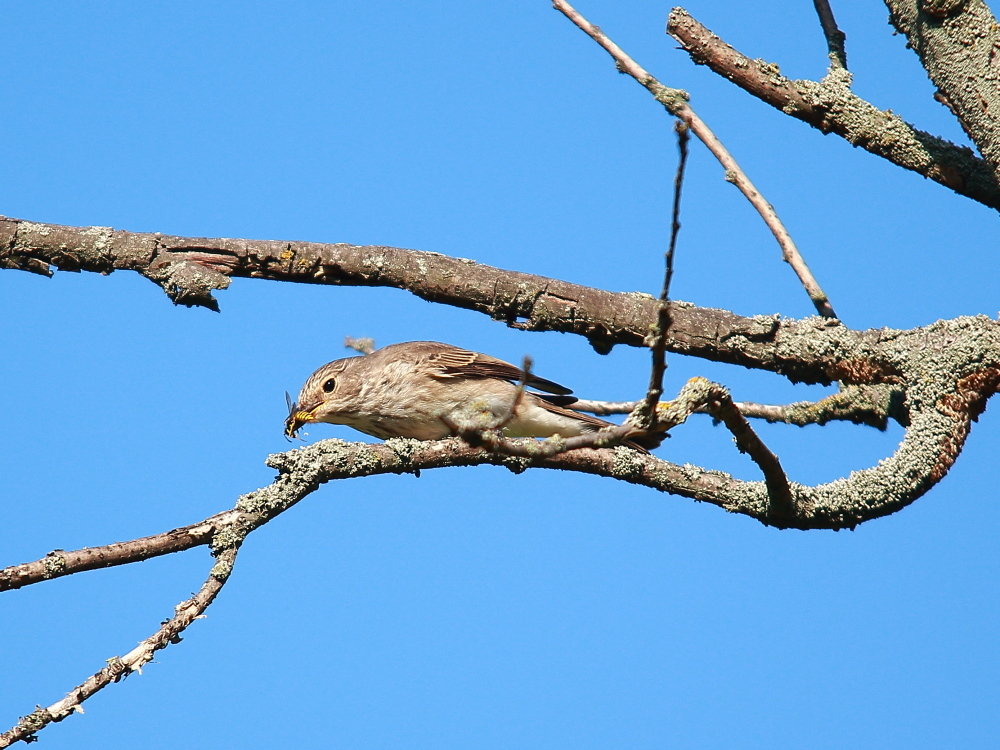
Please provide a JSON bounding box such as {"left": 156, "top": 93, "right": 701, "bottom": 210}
{"left": 283, "top": 358, "right": 361, "bottom": 438}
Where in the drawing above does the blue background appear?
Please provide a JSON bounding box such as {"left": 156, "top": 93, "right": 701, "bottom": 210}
{"left": 2, "top": 2, "right": 998, "bottom": 747}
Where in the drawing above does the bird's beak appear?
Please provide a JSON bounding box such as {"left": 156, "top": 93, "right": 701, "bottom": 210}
{"left": 284, "top": 398, "right": 316, "bottom": 439}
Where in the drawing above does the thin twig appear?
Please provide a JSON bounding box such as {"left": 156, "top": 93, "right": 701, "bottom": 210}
{"left": 436, "top": 355, "right": 535, "bottom": 439}
{"left": 572, "top": 384, "right": 906, "bottom": 430}
{"left": 664, "top": 121, "right": 688, "bottom": 306}
{"left": 702, "top": 386, "right": 795, "bottom": 522}
{"left": 495, "top": 355, "right": 534, "bottom": 431}
{"left": 0, "top": 548, "right": 238, "bottom": 748}
{"left": 552, "top": 0, "right": 838, "bottom": 319}
{"left": 453, "top": 421, "right": 640, "bottom": 458}
{"left": 570, "top": 398, "right": 640, "bottom": 416}
{"left": 812, "top": 0, "right": 848, "bottom": 70}
{"left": 635, "top": 122, "right": 690, "bottom": 431}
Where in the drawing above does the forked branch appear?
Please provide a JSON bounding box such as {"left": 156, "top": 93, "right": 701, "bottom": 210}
{"left": 0, "top": 548, "right": 237, "bottom": 747}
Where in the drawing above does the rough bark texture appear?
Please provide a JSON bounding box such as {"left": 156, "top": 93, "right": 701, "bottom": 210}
{"left": 0, "top": 215, "right": 956, "bottom": 384}
{"left": 667, "top": 7, "right": 1000, "bottom": 211}
{"left": 885, "top": 0, "right": 1000, "bottom": 180}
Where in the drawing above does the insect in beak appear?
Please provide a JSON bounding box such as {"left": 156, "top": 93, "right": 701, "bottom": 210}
{"left": 283, "top": 391, "right": 313, "bottom": 440}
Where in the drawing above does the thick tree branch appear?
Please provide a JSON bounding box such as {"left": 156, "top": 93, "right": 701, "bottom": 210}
{"left": 3, "top": 217, "right": 998, "bottom": 395}
{"left": 256, "top": 355, "right": 997, "bottom": 525}
{"left": 667, "top": 7, "right": 1000, "bottom": 212}
{"left": 885, "top": 0, "right": 1000, "bottom": 181}
{"left": 247, "top": 379, "right": 992, "bottom": 528}
{"left": 0, "top": 215, "right": 852, "bottom": 379}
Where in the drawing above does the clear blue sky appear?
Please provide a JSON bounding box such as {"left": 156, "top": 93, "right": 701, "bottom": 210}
{"left": 2, "top": 2, "right": 998, "bottom": 748}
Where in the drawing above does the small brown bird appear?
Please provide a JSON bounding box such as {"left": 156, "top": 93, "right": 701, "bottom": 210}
{"left": 284, "top": 341, "right": 653, "bottom": 451}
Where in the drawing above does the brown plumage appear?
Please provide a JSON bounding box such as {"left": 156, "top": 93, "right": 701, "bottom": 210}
{"left": 285, "top": 341, "right": 655, "bottom": 452}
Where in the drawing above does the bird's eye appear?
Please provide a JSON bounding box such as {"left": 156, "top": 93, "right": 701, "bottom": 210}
{"left": 322, "top": 377, "right": 336, "bottom": 393}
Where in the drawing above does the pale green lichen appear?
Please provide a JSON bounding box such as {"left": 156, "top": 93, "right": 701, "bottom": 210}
{"left": 43, "top": 551, "right": 67, "bottom": 578}
{"left": 499, "top": 455, "right": 532, "bottom": 475}
{"left": 210, "top": 557, "right": 234, "bottom": 579}
{"left": 384, "top": 436, "right": 424, "bottom": 463}
{"left": 610, "top": 445, "right": 643, "bottom": 479}
{"left": 210, "top": 521, "right": 252, "bottom": 554}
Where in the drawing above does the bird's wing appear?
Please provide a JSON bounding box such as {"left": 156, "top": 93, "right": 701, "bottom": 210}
{"left": 413, "top": 341, "right": 573, "bottom": 395}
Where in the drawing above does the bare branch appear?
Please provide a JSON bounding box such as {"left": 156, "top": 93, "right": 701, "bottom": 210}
{"left": 725, "top": 385, "right": 907, "bottom": 429}
{"left": 552, "top": 0, "right": 838, "bottom": 318}
{"left": 4, "top": 217, "right": 999, "bottom": 396}
{"left": 884, "top": 0, "right": 1000, "bottom": 181}
{"left": 570, "top": 398, "right": 642, "bottom": 416}
{"left": 572, "top": 384, "right": 907, "bottom": 430}
{"left": 667, "top": 8, "right": 1000, "bottom": 212}
{"left": 0, "top": 512, "right": 237, "bottom": 592}
{"left": 451, "top": 422, "right": 639, "bottom": 458}
{"left": 0, "top": 215, "right": 860, "bottom": 380}
{"left": 685, "top": 379, "right": 795, "bottom": 521}
{"left": 634, "top": 122, "right": 690, "bottom": 431}
{"left": 812, "top": 0, "right": 848, "bottom": 70}
{"left": 500, "top": 355, "right": 533, "bottom": 429}
{"left": 269, "top": 352, "right": 993, "bottom": 528}
{"left": 0, "top": 548, "right": 237, "bottom": 747}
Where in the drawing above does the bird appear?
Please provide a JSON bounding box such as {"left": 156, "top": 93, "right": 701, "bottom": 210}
{"left": 284, "top": 341, "right": 655, "bottom": 451}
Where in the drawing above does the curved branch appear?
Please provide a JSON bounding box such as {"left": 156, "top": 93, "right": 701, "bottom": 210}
{"left": 667, "top": 7, "right": 1000, "bottom": 212}
{"left": 249, "top": 358, "right": 994, "bottom": 525}
{"left": 264, "top": 351, "right": 992, "bottom": 528}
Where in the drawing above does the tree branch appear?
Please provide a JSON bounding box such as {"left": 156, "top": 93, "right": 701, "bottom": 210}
{"left": 0, "top": 547, "right": 238, "bottom": 748}
{"left": 4, "top": 216, "right": 999, "bottom": 396}
{"left": 0, "top": 512, "right": 240, "bottom": 592}
{"left": 665, "top": 378, "right": 794, "bottom": 522}
{"left": 4, "top": 351, "right": 997, "bottom": 743}
{"left": 553, "top": 0, "right": 838, "bottom": 318}
{"left": 0, "top": 215, "right": 859, "bottom": 379}
{"left": 634, "top": 121, "right": 690, "bottom": 431}
{"left": 667, "top": 7, "right": 1000, "bottom": 212}
{"left": 812, "top": 0, "right": 848, "bottom": 70}
{"left": 885, "top": 0, "right": 1000, "bottom": 181}
{"left": 573, "top": 384, "right": 908, "bottom": 430}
